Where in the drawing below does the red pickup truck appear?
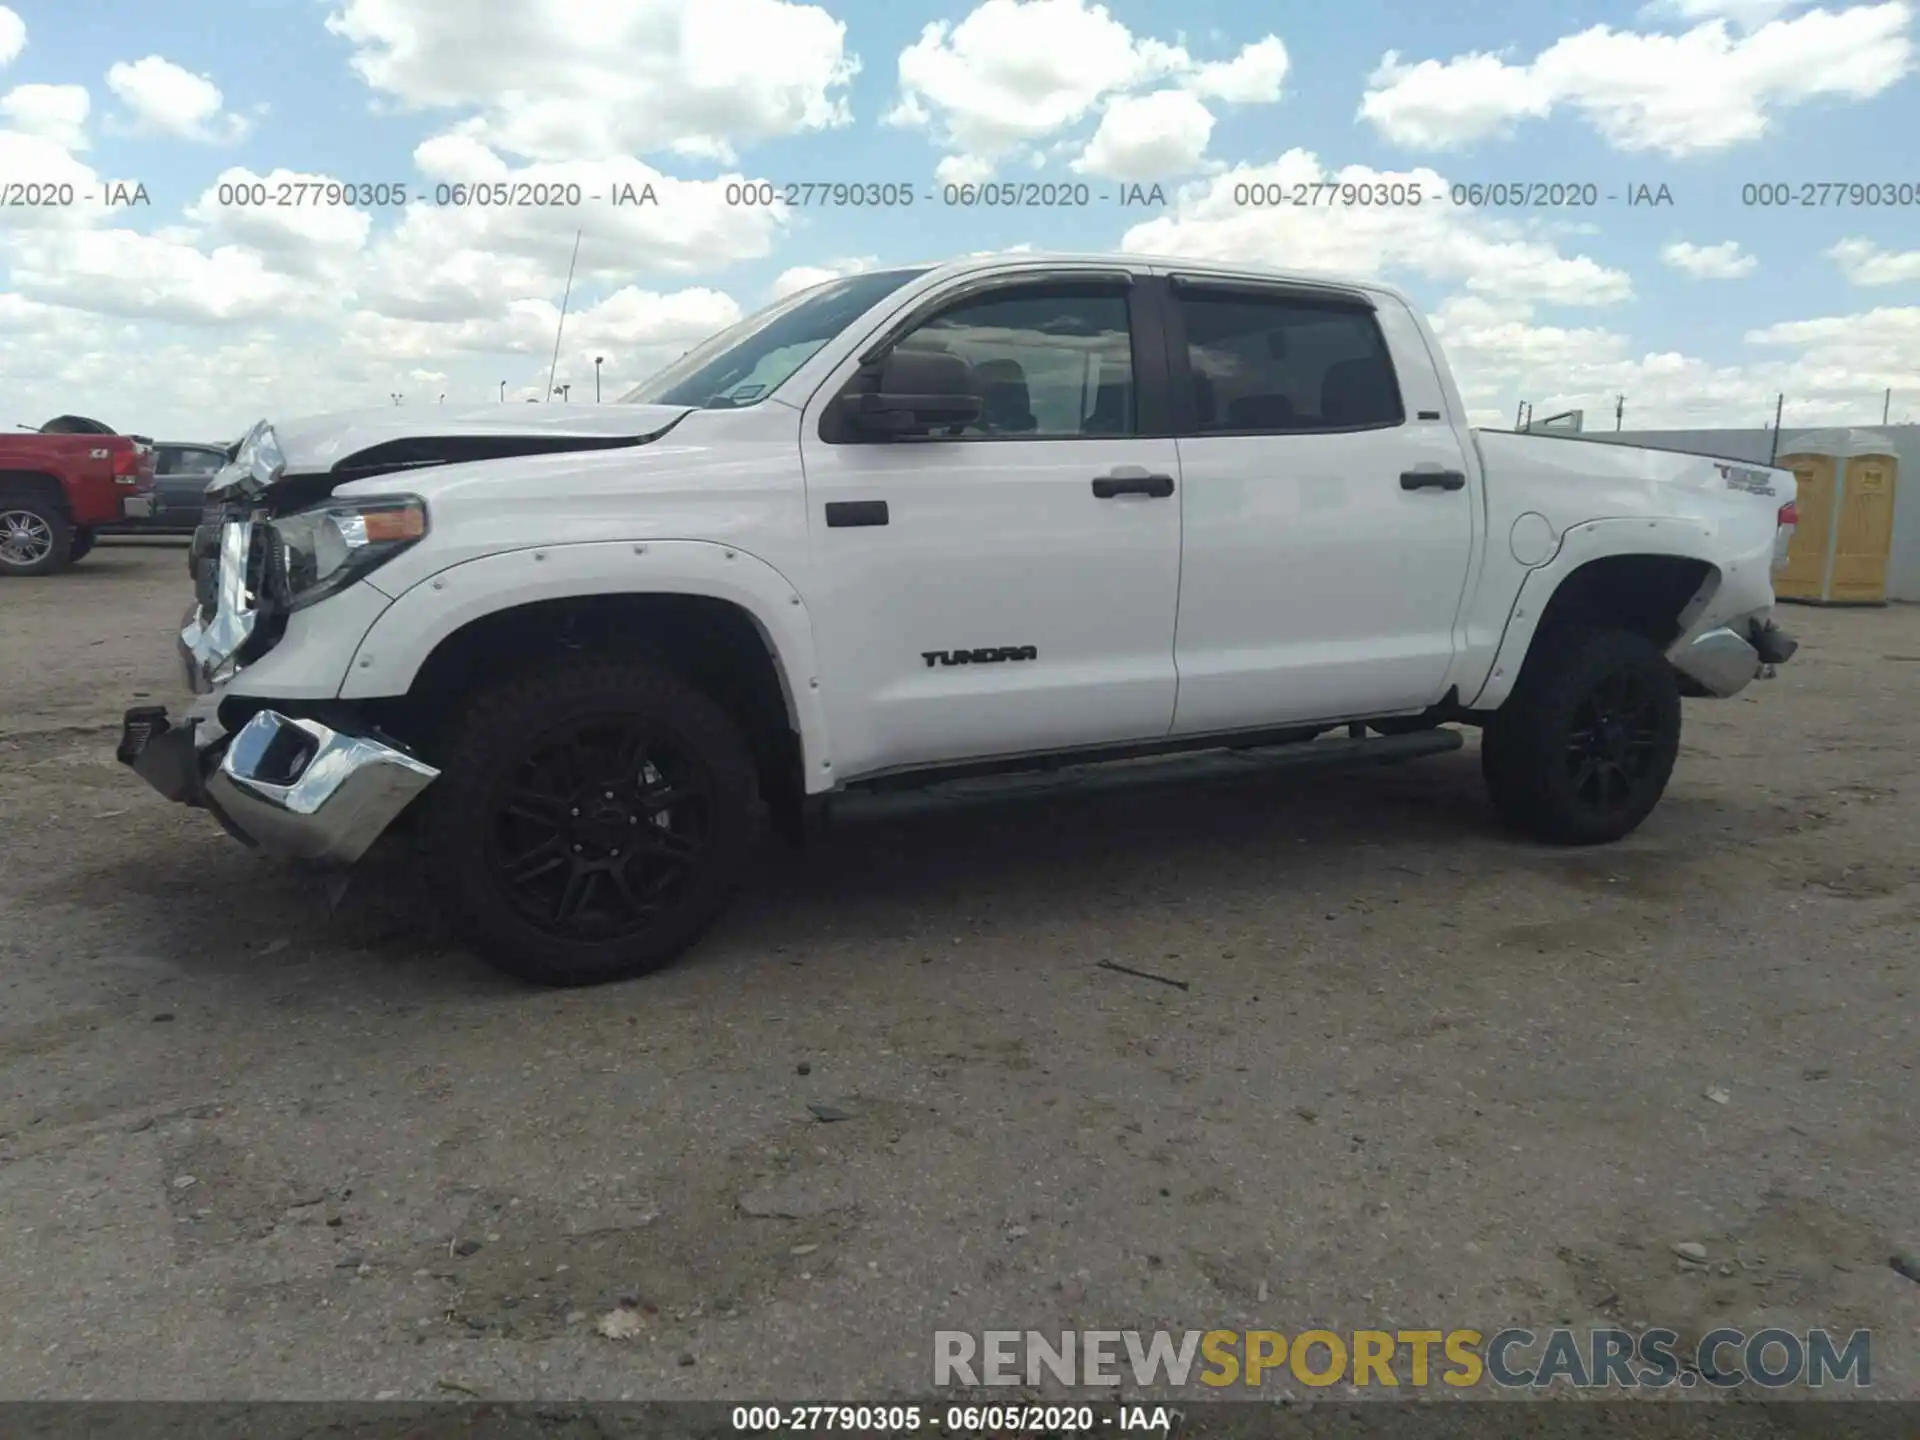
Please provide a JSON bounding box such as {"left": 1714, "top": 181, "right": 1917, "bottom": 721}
{"left": 0, "top": 419, "right": 158, "bottom": 576}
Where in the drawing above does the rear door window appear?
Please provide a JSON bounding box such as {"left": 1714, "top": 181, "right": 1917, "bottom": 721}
{"left": 1171, "top": 288, "right": 1404, "bottom": 434}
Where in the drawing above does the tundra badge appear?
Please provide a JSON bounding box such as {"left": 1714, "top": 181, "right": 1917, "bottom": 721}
{"left": 922, "top": 646, "right": 1038, "bottom": 668}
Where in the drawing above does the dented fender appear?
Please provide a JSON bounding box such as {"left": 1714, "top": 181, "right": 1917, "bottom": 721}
{"left": 1464, "top": 516, "right": 1742, "bottom": 710}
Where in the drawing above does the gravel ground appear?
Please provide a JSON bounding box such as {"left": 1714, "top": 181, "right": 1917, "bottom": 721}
{"left": 1, "top": 538, "right": 1916, "bottom": 1403}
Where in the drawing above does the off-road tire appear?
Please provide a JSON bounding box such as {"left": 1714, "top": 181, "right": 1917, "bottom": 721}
{"left": 1481, "top": 624, "right": 1682, "bottom": 846}
{"left": 0, "top": 490, "right": 72, "bottom": 577}
{"left": 67, "top": 527, "right": 95, "bottom": 563}
{"left": 419, "top": 656, "right": 761, "bottom": 986}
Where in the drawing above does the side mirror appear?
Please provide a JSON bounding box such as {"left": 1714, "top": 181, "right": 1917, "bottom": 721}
{"left": 840, "top": 349, "right": 981, "bottom": 437}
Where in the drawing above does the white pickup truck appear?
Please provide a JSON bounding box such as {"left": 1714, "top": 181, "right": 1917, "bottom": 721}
{"left": 117, "top": 252, "right": 1800, "bottom": 986}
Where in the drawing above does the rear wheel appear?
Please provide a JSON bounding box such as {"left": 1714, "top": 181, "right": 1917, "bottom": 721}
{"left": 419, "top": 656, "right": 761, "bottom": 986}
{"left": 0, "top": 493, "right": 71, "bottom": 577}
{"left": 67, "top": 527, "right": 95, "bottom": 563}
{"left": 1481, "top": 625, "right": 1681, "bottom": 845}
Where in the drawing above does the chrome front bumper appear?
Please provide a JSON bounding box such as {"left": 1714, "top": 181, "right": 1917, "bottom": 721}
{"left": 1668, "top": 617, "right": 1799, "bottom": 698}
{"left": 117, "top": 702, "right": 438, "bottom": 865}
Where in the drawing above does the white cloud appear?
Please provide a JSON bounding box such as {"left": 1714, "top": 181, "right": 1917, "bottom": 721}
{"left": 1187, "top": 36, "right": 1290, "bottom": 103}
{"left": 0, "top": 259, "right": 750, "bottom": 435}
{"left": 0, "top": 111, "right": 768, "bottom": 430}
{"left": 1661, "top": 239, "right": 1757, "bottom": 278}
{"left": 1746, "top": 305, "right": 1920, "bottom": 375}
{"left": 342, "top": 139, "right": 786, "bottom": 324}
{"left": 184, "top": 168, "right": 375, "bottom": 279}
{"left": 1359, "top": 3, "right": 1915, "bottom": 156}
{"left": 888, "top": 1, "right": 1283, "bottom": 180}
{"left": 324, "top": 0, "right": 858, "bottom": 164}
{"left": 1358, "top": 51, "right": 1554, "bottom": 149}
{"left": 1117, "top": 160, "right": 1916, "bottom": 429}
{"left": 934, "top": 153, "right": 996, "bottom": 186}
{"left": 771, "top": 256, "right": 879, "bottom": 298}
{"left": 1639, "top": 0, "right": 1807, "bottom": 28}
{"left": 1, "top": 83, "right": 88, "bottom": 149}
{"left": 4, "top": 227, "right": 318, "bottom": 325}
{"left": 1740, "top": 306, "right": 1920, "bottom": 415}
{"left": 0, "top": 6, "right": 22, "bottom": 67}
{"left": 105, "top": 55, "right": 251, "bottom": 142}
{"left": 1828, "top": 237, "right": 1920, "bottom": 284}
{"left": 1074, "top": 90, "right": 1216, "bottom": 180}
{"left": 0, "top": 127, "right": 106, "bottom": 231}
{"left": 1118, "top": 150, "right": 1635, "bottom": 309}
{"left": 1431, "top": 294, "right": 1920, "bottom": 430}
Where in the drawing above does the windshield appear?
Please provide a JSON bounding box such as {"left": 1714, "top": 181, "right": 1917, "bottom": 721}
{"left": 619, "top": 267, "right": 933, "bottom": 409}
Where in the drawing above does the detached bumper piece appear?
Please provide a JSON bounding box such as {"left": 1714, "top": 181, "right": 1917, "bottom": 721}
{"left": 117, "top": 705, "right": 439, "bottom": 865}
{"left": 117, "top": 706, "right": 204, "bottom": 803}
{"left": 1669, "top": 617, "right": 1798, "bottom": 698}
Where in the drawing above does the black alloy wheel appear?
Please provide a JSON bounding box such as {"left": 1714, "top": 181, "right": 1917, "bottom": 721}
{"left": 1481, "top": 625, "right": 1682, "bottom": 845}
{"left": 1563, "top": 671, "right": 1664, "bottom": 812}
{"left": 421, "top": 657, "right": 761, "bottom": 986}
{"left": 484, "top": 716, "right": 713, "bottom": 940}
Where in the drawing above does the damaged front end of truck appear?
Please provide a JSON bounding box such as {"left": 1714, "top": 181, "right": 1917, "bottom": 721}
{"left": 115, "top": 419, "right": 441, "bottom": 865}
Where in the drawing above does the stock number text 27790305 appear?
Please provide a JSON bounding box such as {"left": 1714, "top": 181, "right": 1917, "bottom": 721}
{"left": 1740, "top": 182, "right": 1920, "bottom": 207}
{"left": 719, "top": 181, "right": 1172, "bottom": 208}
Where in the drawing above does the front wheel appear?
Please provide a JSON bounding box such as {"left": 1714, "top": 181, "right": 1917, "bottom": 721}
{"left": 419, "top": 656, "right": 761, "bottom": 986}
{"left": 1481, "top": 625, "right": 1682, "bottom": 845}
{"left": 0, "top": 494, "right": 71, "bottom": 576}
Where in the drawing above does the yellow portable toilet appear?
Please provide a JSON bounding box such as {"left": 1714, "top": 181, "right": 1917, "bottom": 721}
{"left": 1773, "top": 429, "right": 1901, "bottom": 605}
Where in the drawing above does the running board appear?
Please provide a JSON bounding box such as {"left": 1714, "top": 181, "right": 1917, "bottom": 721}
{"left": 824, "top": 727, "right": 1464, "bottom": 826}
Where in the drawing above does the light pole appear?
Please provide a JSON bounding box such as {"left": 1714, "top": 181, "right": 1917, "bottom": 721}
{"left": 390, "top": 392, "right": 403, "bottom": 406}
{"left": 554, "top": 384, "right": 571, "bottom": 402}
{"left": 595, "top": 356, "right": 604, "bottom": 403}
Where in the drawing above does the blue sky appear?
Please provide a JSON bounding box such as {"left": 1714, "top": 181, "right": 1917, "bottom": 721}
{"left": 0, "top": 0, "right": 1916, "bottom": 437}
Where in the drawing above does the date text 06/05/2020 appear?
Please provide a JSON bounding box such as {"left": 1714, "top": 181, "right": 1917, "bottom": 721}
{"left": 709, "top": 179, "right": 1682, "bottom": 209}
{"left": 198, "top": 178, "right": 1169, "bottom": 210}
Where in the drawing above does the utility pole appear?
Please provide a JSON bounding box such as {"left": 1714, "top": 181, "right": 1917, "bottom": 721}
{"left": 1768, "top": 392, "right": 1783, "bottom": 464}
{"left": 595, "top": 356, "right": 604, "bottom": 403}
{"left": 1615, "top": 394, "right": 1624, "bottom": 431}
{"left": 1514, "top": 400, "right": 1524, "bottom": 431}
{"left": 1884, "top": 388, "right": 1892, "bottom": 425}
{"left": 500, "top": 380, "right": 506, "bottom": 403}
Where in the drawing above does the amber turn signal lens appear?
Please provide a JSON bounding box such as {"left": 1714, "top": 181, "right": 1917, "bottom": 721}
{"left": 359, "top": 506, "right": 426, "bottom": 542}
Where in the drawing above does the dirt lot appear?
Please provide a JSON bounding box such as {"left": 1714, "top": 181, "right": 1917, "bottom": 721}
{"left": 1, "top": 538, "right": 1916, "bottom": 1402}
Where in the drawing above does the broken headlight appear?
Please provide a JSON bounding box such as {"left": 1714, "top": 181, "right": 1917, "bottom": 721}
{"left": 271, "top": 497, "right": 427, "bottom": 611}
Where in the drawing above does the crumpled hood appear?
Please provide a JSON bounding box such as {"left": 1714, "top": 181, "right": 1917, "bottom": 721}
{"left": 217, "top": 402, "right": 697, "bottom": 494}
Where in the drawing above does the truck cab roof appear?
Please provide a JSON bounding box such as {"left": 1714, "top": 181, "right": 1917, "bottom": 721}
{"left": 905, "top": 250, "right": 1411, "bottom": 306}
